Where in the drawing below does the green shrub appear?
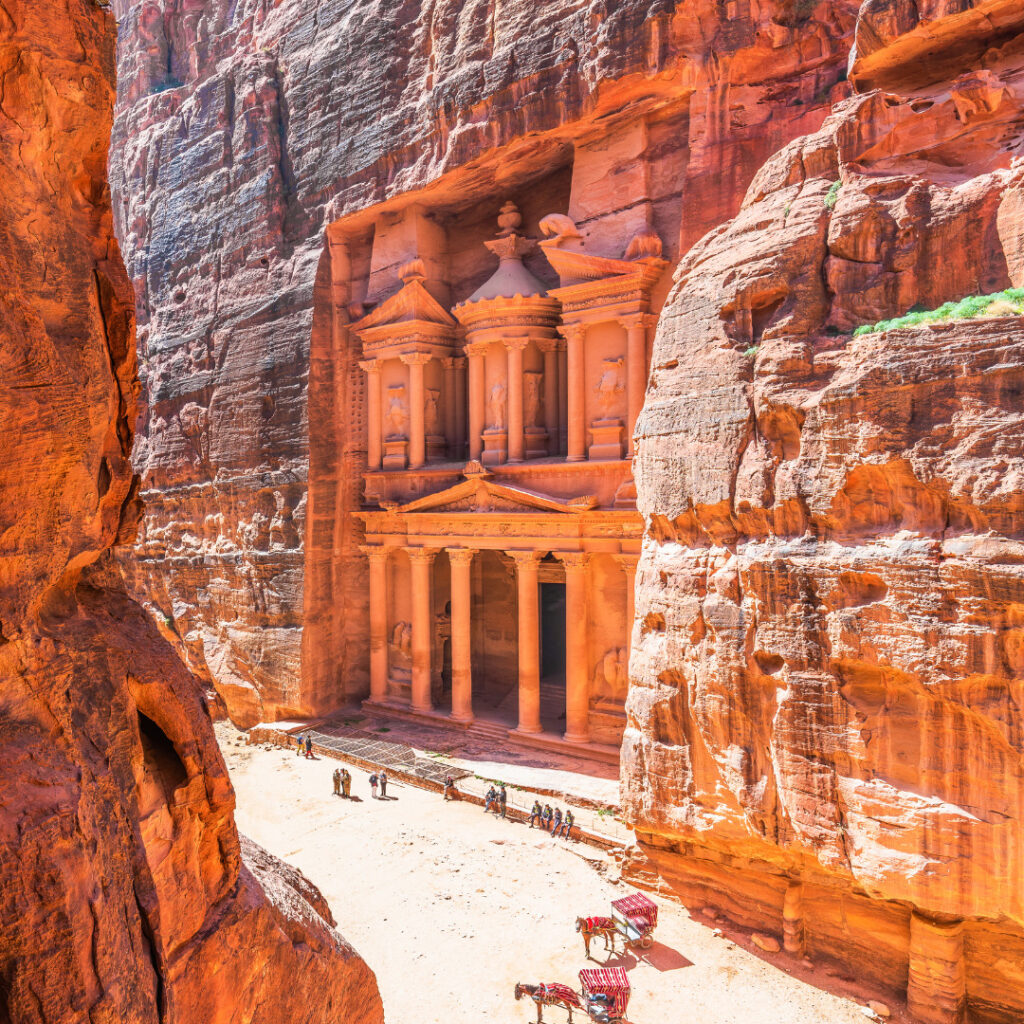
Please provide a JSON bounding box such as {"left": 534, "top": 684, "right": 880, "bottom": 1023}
{"left": 824, "top": 180, "right": 842, "bottom": 210}
{"left": 744, "top": 345, "right": 759, "bottom": 358}
{"left": 851, "top": 288, "right": 1024, "bottom": 336}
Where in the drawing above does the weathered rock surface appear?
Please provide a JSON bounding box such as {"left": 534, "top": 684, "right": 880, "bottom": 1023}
{"left": 0, "top": 4, "right": 383, "bottom": 1022}
{"left": 109, "top": 0, "right": 857, "bottom": 725}
{"left": 626, "top": 4, "right": 1024, "bottom": 1021}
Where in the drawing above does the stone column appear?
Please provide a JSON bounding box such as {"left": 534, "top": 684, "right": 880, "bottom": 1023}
{"left": 467, "top": 342, "right": 486, "bottom": 462}
{"left": 908, "top": 914, "right": 967, "bottom": 1024}
{"left": 539, "top": 339, "right": 560, "bottom": 455}
{"left": 624, "top": 316, "right": 648, "bottom": 458}
{"left": 505, "top": 337, "right": 527, "bottom": 463}
{"left": 358, "top": 359, "right": 382, "bottom": 470}
{"left": 613, "top": 553, "right": 639, "bottom": 648}
{"left": 442, "top": 357, "right": 458, "bottom": 458}
{"left": 558, "top": 551, "right": 590, "bottom": 743}
{"left": 563, "top": 325, "right": 586, "bottom": 461}
{"left": 407, "top": 548, "right": 437, "bottom": 712}
{"left": 401, "top": 352, "right": 431, "bottom": 469}
{"left": 360, "top": 545, "right": 390, "bottom": 702}
{"left": 446, "top": 548, "right": 475, "bottom": 723}
{"left": 557, "top": 340, "right": 568, "bottom": 455}
{"left": 510, "top": 551, "right": 543, "bottom": 734}
{"left": 453, "top": 355, "right": 467, "bottom": 461}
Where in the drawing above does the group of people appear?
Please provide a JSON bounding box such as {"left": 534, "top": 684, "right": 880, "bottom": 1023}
{"left": 529, "top": 800, "right": 575, "bottom": 839}
{"left": 331, "top": 767, "right": 353, "bottom": 798}
{"left": 295, "top": 733, "right": 313, "bottom": 758}
{"left": 483, "top": 784, "right": 508, "bottom": 817}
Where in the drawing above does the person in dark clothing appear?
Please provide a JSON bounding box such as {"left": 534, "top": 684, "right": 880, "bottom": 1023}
{"left": 305, "top": 735, "right": 313, "bottom": 758}
{"left": 550, "top": 807, "right": 563, "bottom": 837}
{"left": 558, "top": 809, "right": 575, "bottom": 839}
{"left": 369, "top": 772, "right": 378, "bottom": 798}
{"left": 541, "top": 804, "right": 553, "bottom": 831}
{"left": 379, "top": 770, "right": 388, "bottom": 798}
{"left": 443, "top": 775, "right": 456, "bottom": 801}
{"left": 498, "top": 785, "right": 508, "bottom": 818}
{"left": 484, "top": 786, "right": 498, "bottom": 813}
{"left": 529, "top": 800, "right": 543, "bottom": 827}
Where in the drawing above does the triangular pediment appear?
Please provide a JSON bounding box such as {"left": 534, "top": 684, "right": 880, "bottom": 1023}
{"left": 352, "top": 277, "right": 457, "bottom": 333}
{"left": 392, "top": 475, "right": 597, "bottom": 515}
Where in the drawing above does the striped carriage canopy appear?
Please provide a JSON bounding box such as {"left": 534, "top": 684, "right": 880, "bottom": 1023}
{"left": 579, "top": 967, "right": 630, "bottom": 1015}
{"left": 610, "top": 892, "right": 658, "bottom": 930}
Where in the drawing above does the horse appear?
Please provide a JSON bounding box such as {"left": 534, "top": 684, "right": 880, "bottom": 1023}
{"left": 514, "top": 982, "right": 582, "bottom": 1023}
{"left": 576, "top": 916, "right": 618, "bottom": 959}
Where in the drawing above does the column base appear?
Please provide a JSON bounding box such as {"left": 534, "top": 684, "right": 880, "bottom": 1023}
{"left": 449, "top": 711, "right": 475, "bottom": 724}
{"left": 563, "top": 730, "right": 591, "bottom": 745}
{"left": 411, "top": 701, "right": 434, "bottom": 714}
{"left": 511, "top": 724, "right": 543, "bottom": 737}
{"left": 566, "top": 454, "right": 586, "bottom": 462}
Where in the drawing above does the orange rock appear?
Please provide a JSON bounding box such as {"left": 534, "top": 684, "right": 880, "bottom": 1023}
{"left": 0, "top": 4, "right": 382, "bottom": 1023}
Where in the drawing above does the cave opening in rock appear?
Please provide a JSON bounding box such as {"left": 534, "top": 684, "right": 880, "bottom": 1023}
{"left": 137, "top": 711, "right": 187, "bottom": 799}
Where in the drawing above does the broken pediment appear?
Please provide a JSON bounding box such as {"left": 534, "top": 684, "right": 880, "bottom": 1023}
{"left": 352, "top": 262, "right": 457, "bottom": 341}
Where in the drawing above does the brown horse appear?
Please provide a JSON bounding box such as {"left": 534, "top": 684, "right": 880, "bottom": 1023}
{"left": 514, "top": 982, "right": 582, "bottom": 1023}
{"left": 576, "top": 916, "right": 618, "bottom": 959}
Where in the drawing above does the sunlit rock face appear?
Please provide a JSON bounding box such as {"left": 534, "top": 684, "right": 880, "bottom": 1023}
{"left": 0, "top": 4, "right": 383, "bottom": 1022}
{"left": 108, "top": 0, "right": 857, "bottom": 725}
{"left": 625, "top": 2, "right": 1024, "bottom": 1020}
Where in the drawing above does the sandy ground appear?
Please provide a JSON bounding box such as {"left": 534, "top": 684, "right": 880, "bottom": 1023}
{"left": 220, "top": 725, "right": 888, "bottom": 1024}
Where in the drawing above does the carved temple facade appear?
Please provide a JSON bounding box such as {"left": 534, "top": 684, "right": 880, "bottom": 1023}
{"left": 346, "top": 194, "right": 670, "bottom": 754}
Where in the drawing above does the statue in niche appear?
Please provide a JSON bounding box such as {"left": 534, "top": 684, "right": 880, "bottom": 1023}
{"left": 390, "top": 621, "right": 412, "bottom": 671}
{"left": 594, "top": 647, "right": 629, "bottom": 696}
{"left": 524, "top": 371, "right": 542, "bottom": 428}
{"left": 595, "top": 357, "right": 625, "bottom": 419}
{"left": 487, "top": 379, "right": 507, "bottom": 431}
{"left": 424, "top": 388, "right": 441, "bottom": 436}
{"left": 386, "top": 385, "right": 407, "bottom": 438}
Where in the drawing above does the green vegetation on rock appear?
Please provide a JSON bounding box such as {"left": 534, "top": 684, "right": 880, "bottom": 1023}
{"left": 852, "top": 288, "right": 1024, "bottom": 337}
{"left": 824, "top": 180, "right": 842, "bottom": 210}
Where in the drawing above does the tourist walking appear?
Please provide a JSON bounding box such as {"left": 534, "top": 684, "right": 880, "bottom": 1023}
{"left": 341, "top": 769, "right": 352, "bottom": 798}
{"left": 305, "top": 735, "right": 313, "bottom": 758}
{"left": 529, "top": 800, "right": 543, "bottom": 827}
{"left": 332, "top": 768, "right": 341, "bottom": 796}
{"left": 379, "top": 769, "right": 388, "bottom": 798}
{"left": 498, "top": 785, "right": 508, "bottom": 819}
{"left": 443, "top": 775, "right": 456, "bottom": 801}
{"left": 484, "top": 786, "right": 498, "bottom": 813}
{"left": 295, "top": 733, "right": 303, "bottom": 756}
{"left": 550, "top": 806, "right": 562, "bottom": 837}
{"left": 370, "top": 772, "right": 378, "bottom": 799}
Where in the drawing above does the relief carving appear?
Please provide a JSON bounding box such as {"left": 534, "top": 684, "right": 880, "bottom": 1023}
{"left": 595, "top": 357, "right": 625, "bottom": 419}
{"left": 524, "top": 371, "right": 542, "bottom": 428}
{"left": 424, "top": 388, "right": 441, "bottom": 436}
{"left": 386, "top": 385, "right": 408, "bottom": 438}
{"left": 487, "top": 380, "right": 507, "bottom": 430}
{"left": 594, "top": 646, "right": 629, "bottom": 696}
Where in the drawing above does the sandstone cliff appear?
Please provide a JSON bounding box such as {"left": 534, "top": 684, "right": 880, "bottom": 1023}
{"left": 0, "top": 3, "right": 383, "bottom": 1022}
{"left": 625, "top": 2, "right": 1024, "bottom": 1021}
{"left": 109, "top": 0, "right": 857, "bottom": 725}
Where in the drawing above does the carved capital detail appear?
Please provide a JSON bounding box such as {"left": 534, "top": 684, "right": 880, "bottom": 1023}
{"left": 406, "top": 546, "right": 439, "bottom": 565}
{"left": 536, "top": 338, "right": 560, "bottom": 354}
{"left": 464, "top": 341, "right": 489, "bottom": 357}
{"left": 360, "top": 544, "right": 391, "bottom": 564}
{"left": 509, "top": 550, "right": 545, "bottom": 569}
{"left": 446, "top": 547, "right": 476, "bottom": 566}
{"left": 442, "top": 356, "right": 468, "bottom": 369}
{"left": 503, "top": 337, "right": 530, "bottom": 352}
{"left": 555, "top": 551, "right": 589, "bottom": 572}
{"left": 557, "top": 323, "right": 586, "bottom": 345}
{"left": 358, "top": 359, "right": 381, "bottom": 374}
{"left": 611, "top": 553, "right": 640, "bottom": 574}
{"left": 400, "top": 352, "right": 433, "bottom": 366}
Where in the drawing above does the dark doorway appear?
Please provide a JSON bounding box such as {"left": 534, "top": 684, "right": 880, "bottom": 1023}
{"left": 540, "top": 582, "right": 566, "bottom": 733}
{"left": 540, "top": 583, "right": 566, "bottom": 679}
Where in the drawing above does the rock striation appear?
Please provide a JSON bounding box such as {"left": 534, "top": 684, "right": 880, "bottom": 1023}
{"left": 625, "top": 2, "right": 1024, "bottom": 1021}
{"left": 0, "top": 3, "right": 383, "bottom": 1023}
{"left": 109, "top": 0, "right": 857, "bottom": 725}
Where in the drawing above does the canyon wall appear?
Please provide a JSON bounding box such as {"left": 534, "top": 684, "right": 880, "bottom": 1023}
{"left": 110, "top": 0, "right": 857, "bottom": 725}
{"left": 625, "top": 2, "right": 1024, "bottom": 1021}
{"left": 0, "top": 3, "right": 382, "bottom": 1022}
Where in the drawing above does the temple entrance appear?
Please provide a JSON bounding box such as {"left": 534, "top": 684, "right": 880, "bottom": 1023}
{"left": 539, "top": 581, "right": 567, "bottom": 734}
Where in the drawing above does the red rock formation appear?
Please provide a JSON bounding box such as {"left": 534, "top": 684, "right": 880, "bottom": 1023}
{"left": 109, "top": 0, "right": 857, "bottom": 725}
{"left": 625, "top": 3, "right": 1024, "bottom": 1021}
{"left": 0, "top": 3, "right": 382, "bottom": 1022}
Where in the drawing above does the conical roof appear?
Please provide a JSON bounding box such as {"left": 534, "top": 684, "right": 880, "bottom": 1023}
{"left": 466, "top": 255, "right": 548, "bottom": 303}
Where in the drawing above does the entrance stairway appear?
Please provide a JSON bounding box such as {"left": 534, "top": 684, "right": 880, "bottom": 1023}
{"left": 466, "top": 718, "right": 510, "bottom": 745}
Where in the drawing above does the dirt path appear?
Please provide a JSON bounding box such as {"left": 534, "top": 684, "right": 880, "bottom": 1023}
{"left": 220, "top": 725, "right": 883, "bottom": 1024}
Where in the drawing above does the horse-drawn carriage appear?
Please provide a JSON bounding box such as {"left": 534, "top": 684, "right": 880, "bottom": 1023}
{"left": 514, "top": 967, "right": 631, "bottom": 1024}
{"left": 576, "top": 892, "right": 658, "bottom": 958}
